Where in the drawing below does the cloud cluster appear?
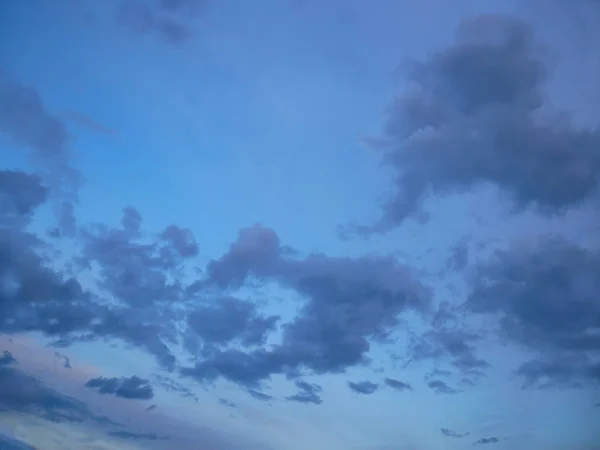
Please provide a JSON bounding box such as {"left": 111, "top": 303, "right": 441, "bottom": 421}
{"left": 85, "top": 375, "right": 154, "bottom": 400}
{"left": 1, "top": 13, "right": 598, "bottom": 444}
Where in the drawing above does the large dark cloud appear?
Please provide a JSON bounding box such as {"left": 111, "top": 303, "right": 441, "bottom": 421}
{"left": 356, "top": 15, "right": 600, "bottom": 234}
{"left": 468, "top": 236, "right": 600, "bottom": 388}
{"left": 85, "top": 375, "right": 154, "bottom": 400}
{"left": 181, "top": 225, "right": 430, "bottom": 387}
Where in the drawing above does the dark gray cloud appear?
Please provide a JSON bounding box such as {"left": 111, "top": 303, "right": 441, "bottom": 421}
{"left": 85, "top": 375, "right": 154, "bottom": 400}
{"left": 355, "top": 15, "right": 600, "bottom": 234}
{"left": 468, "top": 236, "right": 600, "bottom": 388}
{"left": 247, "top": 389, "right": 273, "bottom": 402}
{"left": 108, "top": 430, "right": 170, "bottom": 441}
{"left": 0, "top": 365, "right": 116, "bottom": 424}
{"left": 348, "top": 380, "right": 378, "bottom": 395}
{"left": 115, "top": 0, "right": 204, "bottom": 45}
{"left": 0, "top": 350, "right": 16, "bottom": 365}
{"left": 185, "top": 296, "right": 279, "bottom": 354}
{"left": 384, "top": 377, "right": 413, "bottom": 392}
{"left": 182, "top": 225, "right": 430, "bottom": 387}
{"left": 427, "top": 380, "right": 460, "bottom": 395}
{"left": 441, "top": 428, "right": 469, "bottom": 438}
{"left": 286, "top": 380, "right": 323, "bottom": 405}
{"left": 475, "top": 436, "right": 500, "bottom": 445}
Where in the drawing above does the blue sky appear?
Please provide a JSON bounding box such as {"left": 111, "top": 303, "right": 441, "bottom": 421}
{"left": 1, "top": 0, "right": 600, "bottom": 449}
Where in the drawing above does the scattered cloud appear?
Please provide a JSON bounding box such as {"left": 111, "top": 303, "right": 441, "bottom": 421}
{"left": 427, "top": 380, "right": 460, "bottom": 395}
{"left": 475, "top": 436, "right": 500, "bottom": 445}
{"left": 85, "top": 375, "right": 154, "bottom": 400}
{"left": 348, "top": 381, "right": 378, "bottom": 395}
{"left": 441, "top": 428, "right": 470, "bottom": 438}
{"left": 286, "top": 380, "right": 323, "bottom": 405}
{"left": 247, "top": 389, "right": 273, "bottom": 402}
{"left": 384, "top": 377, "right": 413, "bottom": 392}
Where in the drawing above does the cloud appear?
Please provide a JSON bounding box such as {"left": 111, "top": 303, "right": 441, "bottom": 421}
{"left": 108, "top": 430, "right": 170, "bottom": 441}
{"left": 0, "top": 433, "right": 35, "bottom": 450}
{"left": 348, "top": 381, "right": 378, "bottom": 395}
{"left": 475, "top": 436, "right": 500, "bottom": 445}
{"left": 286, "top": 380, "right": 323, "bottom": 405}
{"left": 114, "top": 0, "right": 204, "bottom": 45}
{"left": 441, "top": 428, "right": 469, "bottom": 438}
{"left": 184, "top": 296, "right": 279, "bottom": 354}
{"left": 182, "top": 225, "right": 430, "bottom": 387}
{"left": 354, "top": 14, "right": 600, "bottom": 234}
{"left": 427, "top": 380, "right": 460, "bottom": 395}
{"left": 0, "top": 350, "right": 17, "bottom": 365}
{"left": 468, "top": 236, "right": 600, "bottom": 388}
{"left": 383, "top": 377, "right": 413, "bottom": 392}
{"left": 85, "top": 375, "right": 154, "bottom": 400}
{"left": 247, "top": 389, "right": 273, "bottom": 402}
{"left": 0, "top": 365, "right": 114, "bottom": 424}
{"left": 405, "top": 327, "right": 489, "bottom": 378}
{"left": 153, "top": 374, "right": 199, "bottom": 402}
{"left": 54, "top": 352, "right": 72, "bottom": 369}
{"left": 0, "top": 72, "right": 71, "bottom": 165}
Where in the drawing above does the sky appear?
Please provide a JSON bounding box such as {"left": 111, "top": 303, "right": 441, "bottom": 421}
{"left": 1, "top": 0, "right": 600, "bottom": 449}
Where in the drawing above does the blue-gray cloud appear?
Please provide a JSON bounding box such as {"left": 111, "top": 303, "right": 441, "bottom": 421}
{"left": 0, "top": 433, "right": 35, "bottom": 450}
{"left": 0, "top": 365, "right": 116, "bottom": 424}
{"left": 384, "top": 377, "right": 413, "bottom": 392}
{"left": 348, "top": 381, "right": 378, "bottom": 395}
{"left": 475, "top": 436, "right": 500, "bottom": 445}
{"left": 355, "top": 15, "right": 600, "bottom": 234}
{"left": 286, "top": 380, "right": 323, "bottom": 405}
{"left": 427, "top": 380, "right": 460, "bottom": 395}
{"left": 181, "top": 225, "right": 430, "bottom": 387}
{"left": 247, "top": 389, "right": 273, "bottom": 402}
{"left": 468, "top": 236, "right": 600, "bottom": 388}
{"left": 108, "top": 430, "right": 170, "bottom": 441}
{"left": 0, "top": 350, "right": 16, "bottom": 365}
{"left": 85, "top": 375, "right": 154, "bottom": 400}
{"left": 441, "top": 428, "right": 469, "bottom": 438}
